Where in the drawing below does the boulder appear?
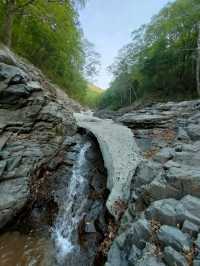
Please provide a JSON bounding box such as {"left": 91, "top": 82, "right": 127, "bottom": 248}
{"left": 176, "top": 195, "right": 200, "bottom": 226}
{"left": 193, "top": 260, "right": 200, "bottom": 266}
{"left": 187, "top": 124, "right": 200, "bottom": 141}
{"left": 158, "top": 225, "right": 192, "bottom": 252}
{"left": 136, "top": 256, "right": 165, "bottom": 266}
{"left": 154, "top": 147, "right": 175, "bottom": 164}
{"left": 145, "top": 198, "right": 179, "bottom": 225}
{"left": 118, "top": 113, "right": 173, "bottom": 129}
{"left": 136, "top": 243, "right": 165, "bottom": 266}
{"left": 182, "top": 220, "right": 199, "bottom": 237}
{"left": 163, "top": 246, "right": 188, "bottom": 266}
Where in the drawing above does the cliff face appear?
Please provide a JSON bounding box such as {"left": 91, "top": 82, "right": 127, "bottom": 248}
{"left": 0, "top": 46, "right": 79, "bottom": 228}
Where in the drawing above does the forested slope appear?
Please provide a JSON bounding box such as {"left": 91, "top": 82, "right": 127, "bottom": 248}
{"left": 0, "top": 0, "right": 99, "bottom": 104}
{"left": 101, "top": 0, "right": 200, "bottom": 110}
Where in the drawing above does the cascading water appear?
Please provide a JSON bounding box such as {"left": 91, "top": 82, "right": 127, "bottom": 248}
{"left": 52, "top": 141, "right": 91, "bottom": 265}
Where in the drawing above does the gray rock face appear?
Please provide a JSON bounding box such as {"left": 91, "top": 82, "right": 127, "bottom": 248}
{"left": 163, "top": 246, "right": 188, "bottom": 266}
{"left": 74, "top": 113, "right": 140, "bottom": 218}
{"left": 158, "top": 225, "right": 192, "bottom": 252}
{"left": 0, "top": 46, "right": 77, "bottom": 228}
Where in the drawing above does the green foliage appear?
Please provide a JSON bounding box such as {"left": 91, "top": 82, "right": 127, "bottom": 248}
{"left": 0, "top": 0, "right": 89, "bottom": 101}
{"left": 101, "top": 0, "right": 200, "bottom": 109}
{"left": 82, "top": 83, "right": 103, "bottom": 108}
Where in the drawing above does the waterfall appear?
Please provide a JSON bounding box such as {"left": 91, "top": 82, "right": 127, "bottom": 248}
{"left": 52, "top": 141, "right": 91, "bottom": 264}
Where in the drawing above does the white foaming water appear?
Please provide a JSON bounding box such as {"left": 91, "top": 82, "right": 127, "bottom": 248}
{"left": 52, "top": 142, "right": 91, "bottom": 264}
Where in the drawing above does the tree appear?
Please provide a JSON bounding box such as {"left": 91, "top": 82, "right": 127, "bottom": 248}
{"left": 0, "top": 0, "right": 35, "bottom": 47}
{"left": 101, "top": 0, "right": 200, "bottom": 110}
{"left": 197, "top": 22, "right": 200, "bottom": 96}
{"left": 0, "top": 0, "right": 88, "bottom": 47}
{"left": 83, "top": 39, "right": 101, "bottom": 82}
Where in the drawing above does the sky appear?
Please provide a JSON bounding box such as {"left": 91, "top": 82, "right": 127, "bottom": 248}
{"left": 79, "top": 0, "right": 172, "bottom": 89}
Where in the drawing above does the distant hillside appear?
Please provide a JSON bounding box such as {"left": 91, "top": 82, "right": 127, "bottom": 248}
{"left": 83, "top": 83, "right": 103, "bottom": 108}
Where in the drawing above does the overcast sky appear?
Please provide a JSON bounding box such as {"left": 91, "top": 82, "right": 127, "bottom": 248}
{"left": 79, "top": 0, "right": 173, "bottom": 89}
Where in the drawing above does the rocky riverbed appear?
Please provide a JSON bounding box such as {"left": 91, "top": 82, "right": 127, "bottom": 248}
{"left": 0, "top": 45, "right": 200, "bottom": 266}
{"left": 101, "top": 100, "right": 200, "bottom": 266}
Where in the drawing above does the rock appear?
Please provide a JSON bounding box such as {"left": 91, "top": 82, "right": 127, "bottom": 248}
{"left": 187, "top": 124, "right": 200, "bottom": 141}
{"left": 163, "top": 246, "right": 188, "bottom": 266}
{"left": 116, "top": 219, "right": 151, "bottom": 250}
{"left": 0, "top": 135, "right": 9, "bottom": 150}
{"left": 104, "top": 99, "right": 200, "bottom": 266}
{"left": 0, "top": 46, "right": 77, "bottom": 228}
{"left": 0, "top": 63, "right": 28, "bottom": 82}
{"left": 158, "top": 225, "right": 192, "bottom": 252}
{"left": 106, "top": 241, "right": 128, "bottom": 266}
{"left": 128, "top": 245, "right": 142, "bottom": 265}
{"left": 182, "top": 220, "right": 199, "bottom": 237}
{"left": 84, "top": 221, "right": 96, "bottom": 233}
{"left": 145, "top": 198, "right": 179, "bottom": 225}
{"left": 0, "top": 177, "right": 29, "bottom": 228}
{"left": 165, "top": 164, "right": 200, "bottom": 198}
{"left": 142, "top": 174, "right": 179, "bottom": 203}
{"left": 137, "top": 243, "right": 165, "bottom": 266}
{"left": 0, "top": 160, "right": 7, "bottom": 177}
{"left": 154, "top": 147, "right": 175, "bottom": 164}
{"left": 195, "top": 234, "right": 200, "bottom": 250}
{"left": 136, "top": 256, "right": 165, "bottom": 266}
{"left": 133, "top": 160, "right": 161, "bottom": 189}
{"left": 176, "top": 195, "right": 200, "bottom": 226}
{"left": 176, "top": 127, "right": 190, "bottom": 142}
{"left": 74, "top": 113, "right": 140, "bottom": 218}
{"left": 193, "top": 260, "right": 200, "bottom": 266}
{"left": 118, "top": 113, "right": 173, "bottom": 129}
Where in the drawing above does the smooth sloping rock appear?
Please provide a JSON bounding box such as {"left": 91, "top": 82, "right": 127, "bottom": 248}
{"left": 164, "top": 246, "right": 188, "bottom": 266}
{"left": 158, "top": 225, "right": 192, "bottom": 252}
{"left": 74, "top": 113, "right": 140, "bottom": 217}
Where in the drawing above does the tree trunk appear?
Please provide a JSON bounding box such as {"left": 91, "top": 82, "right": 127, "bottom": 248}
{"left": 2, "top": 0, "right": 16, "bottom": 47}
{"left": 197, "top": 22, "right": 200, "bottom": 97}
{"left": 129, "top": 88, "right": 132, "bottom": 105}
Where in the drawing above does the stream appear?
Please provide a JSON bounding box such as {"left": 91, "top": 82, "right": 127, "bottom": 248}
{"left": 0, "top": 135, "right": 108, "bottom": 266}
{"left": 52, "top": 141, "right": 92, "bottom": 265}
